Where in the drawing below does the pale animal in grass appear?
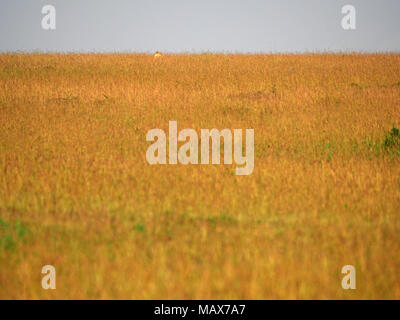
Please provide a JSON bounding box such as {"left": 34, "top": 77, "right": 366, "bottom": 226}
{"left": 154, "top": 51, "right": 163, "bottom": 58}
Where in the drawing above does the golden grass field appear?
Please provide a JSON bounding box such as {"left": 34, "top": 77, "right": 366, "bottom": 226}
{"left": 0, "top": 53, "right": 399, "bottom": 299}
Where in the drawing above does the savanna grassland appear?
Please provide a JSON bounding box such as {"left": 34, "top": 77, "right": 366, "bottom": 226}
{"left": 0, "top": 53, "right": 399, "bottom": 299}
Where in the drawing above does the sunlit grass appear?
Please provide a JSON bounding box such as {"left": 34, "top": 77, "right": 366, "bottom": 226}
{"left": 0, "top": 53, "right": 399, "bottom": 299}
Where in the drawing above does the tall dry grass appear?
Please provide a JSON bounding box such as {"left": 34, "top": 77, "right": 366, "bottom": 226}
{"left": 0, "top": 53, "right": 399, "bottom": 299}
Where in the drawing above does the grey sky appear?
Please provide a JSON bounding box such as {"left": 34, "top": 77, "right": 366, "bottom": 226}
{"left": 0, "top": 0, "right": 399, "bottom": 53}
